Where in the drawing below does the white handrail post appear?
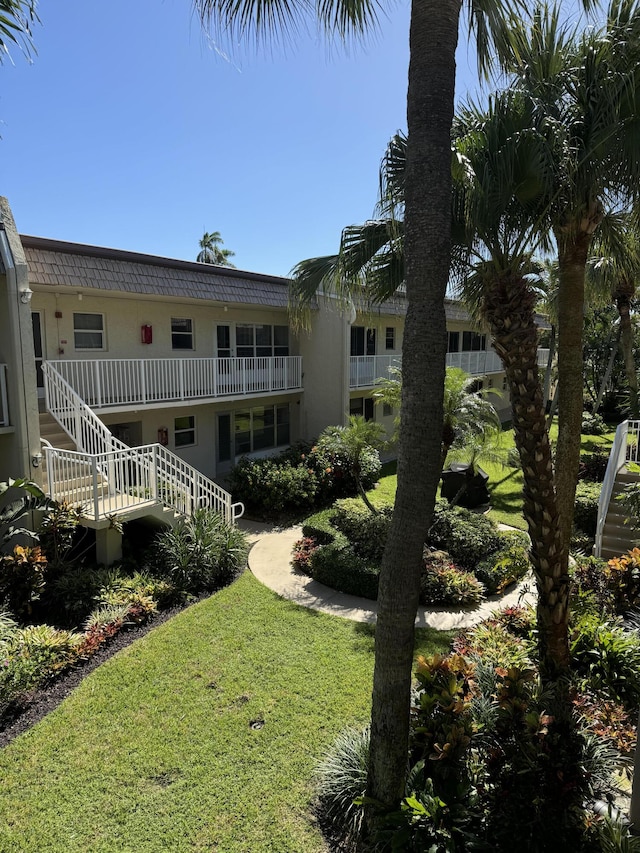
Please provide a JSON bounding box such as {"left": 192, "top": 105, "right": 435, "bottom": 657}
{"left": 179, "top": 360, "right": 185, "bottom": 400}
{"left": 150, "top": 446, "right": 159, "bottom": 502}
{"left": 94, "top": 360, "right": 102, "bottom": 408}
{"left": 92, "top": 455, "right": 100, "bottom": 520}
{"left": 141, "top": 360, "right": 147, "bottom": 405}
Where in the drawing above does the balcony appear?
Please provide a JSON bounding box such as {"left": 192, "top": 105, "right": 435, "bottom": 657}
{"left": 0, "top": 363, "right": 8, "bottom": 427}
{"left": 46, "top": 357, "right": 303, "bottom": 411}
{"left": 350, "top": 349, "right": 552, "bottom": 389}
{"left": 350, "top": 355, "right": 401, "bottom": 389}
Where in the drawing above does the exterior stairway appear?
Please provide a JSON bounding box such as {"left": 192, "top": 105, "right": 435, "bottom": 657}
{"left": 39, "top": 411, "right": 76, "bottom": 452}
{"left": 598, "top": 468, "right": 640, "bottom": 560}
{"left": 595, "top": 420, "right": 640, "bottom": 559}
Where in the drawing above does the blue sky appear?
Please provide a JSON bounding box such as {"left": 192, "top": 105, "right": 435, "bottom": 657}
{"left": 0, "top": 1, "right": 582, "bottom": 277}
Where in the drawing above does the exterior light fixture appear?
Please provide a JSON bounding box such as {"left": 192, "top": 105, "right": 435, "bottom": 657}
{"left": 20, "top": 289, "right": 33, "bottom": 304}
{"left": 31, "top": 451, "right": 43, "bottom": 468}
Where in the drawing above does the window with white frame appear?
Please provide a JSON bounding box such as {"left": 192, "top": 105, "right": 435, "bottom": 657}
{"left": 73, "top": 313, "right": 105, "bottom": 350}
{"left": 462, "top": 331, "right": 487, "bottom": 352}
{"left": 383, "top": 402, "right": 393, "bottom": 417}
{"left": 447, "top": 331, "right": 460, "bottom": 353}
{"left": 235, "top": 324, "right": 289, "bottom": 358}
{"left": 385, "top": 327, "right": 395, "bottom": 350}
{"left": 350, "top": 396, "right": 374, "bottom": 421}
{"left": 234, "top": 404, "right": 290, "bottom": 455}
{"left": 171, "top": 318, "right": 194, "bottom": 350}
{"left": 174, "top": 415, "right": 196, "bottom": 447}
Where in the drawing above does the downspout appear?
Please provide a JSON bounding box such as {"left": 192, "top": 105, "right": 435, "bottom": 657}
{"left": 0, "top": 220, "right": 37, "bottom": 482}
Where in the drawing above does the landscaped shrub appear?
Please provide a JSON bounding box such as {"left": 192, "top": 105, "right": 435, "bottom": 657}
{"left": 330, "top": 498, "right": 393, "bottom": 562}
{"left": 315, "top": 726, "right": 370, "bottom": 849}
{"left": 152, "top": 509, "right": 249, "bottom": 593}
{"left": 573, "top": 691, "right": 637, "bottom": 756}
{"left": 0, "top": 623, "right": 83, "bottom": 714}
{"left": 578, "top": 449, "right": 609, "bottom": 482}
{"left": 428, "top": 502, "right": 502, "bottom": 568}
{"left": 454, "top": 620, "right": 533, "bottom": 669}
{"left": 573, "top": 481, "right": 601, "bottom": 541}
{"left": 229, "top": 455, "right": 321, "bottom": 516}
{"left": 37, "top": 500, "right": 87, "bottom": 572}
{"left": 0, "top": 545, "right": 48, "bottom": 619}
{"left": 300, "top": 508, "right": 337, "bottom": 545}
{"left": 581, "top": 410, "right": 607, "bottom": 435}
{"left": 571, "top": 614, "right": 640, "bottom": 710}
{"left": 475, "top": 530, "right": 530, "bottom": 594}
{"left": 421, "top": 552, "right": 484, "bottom": 606}
{"left": 605, "top": 548, "right": 640, "bottom": 613}
{"left": 308, "top": 541, "right": 379, "bottom": 600}
{"left": 228, "top": 437, "right": 382, "bottom": 518}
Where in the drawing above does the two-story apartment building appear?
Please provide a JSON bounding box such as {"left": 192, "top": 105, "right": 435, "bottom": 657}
{"left": 0, "top": 196, "right": 544, "bottom": 563}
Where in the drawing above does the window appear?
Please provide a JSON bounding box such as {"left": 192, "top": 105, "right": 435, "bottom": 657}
{"left": 74, "top": 313, "right": 104, "bottom": 350}
{"left": 462, "top": 331, "right": 486, "bottom": 352}
{"left": 350, "top": 397, "right": 374, "bottom": 421}
{"left": 350, "top": 326, "right": 376, "bottom": 356}
{"left": 174, "top": 415, "right": 195, "bottom": 447}
{"left": 172, "top": 318, "right": 193, "bottom": 350}
{"left": 383, "top": 403, "right": 393, "bottom": 417}
{"left": 447, "top": 331, "right": 460, "bottom": 353}
{"left": 385, "top": 327, "right": 395, "bottom": 350}
{"left": 236, "top": 324, "right": 289, "bottom": 358}
{"left": 234, "top": 404, "right": 290, "bottom": 455}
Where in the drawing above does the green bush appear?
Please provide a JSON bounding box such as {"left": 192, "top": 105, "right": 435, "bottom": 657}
{"left": 581, "top": 410, "right": 607, "bottom": 435}
{"left": 229, "top": 455, "right": 320, "bottom": 516}
{"left": 578, "top": 449, "right": 609, "bottom": 483}
{"left": 308, "top": 541, "right": 379, "bottom": 600}
{"left": 475, "top": 530, "right": 530, "bottom": 595}
{"left": 315, "top": 726, "right": 369, "bottom": 848}
{"left": 428, "top": 502, "right": 502, "bottom": 568}
{"left": 571, "top": 615, "right": 640, "bottom": 710}
{"left": 573, "top": 481, "right": 601, "bottom": 539}
{"left": 0, "top": 545, "right": 48, "bottom": 619}
{"left": 301, "top": 509, "right": 339, "bottom": 545}
{"left": 152, "top": 509, "right": 249, "bottom": 594}
{"left": 330, "top": 499, "right": 393, "bottom": 562}
{"left": 420, "top": 552, "right": 484, "bottom": 606}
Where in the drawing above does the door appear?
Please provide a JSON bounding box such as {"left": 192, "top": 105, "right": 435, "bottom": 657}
{"left": 31, "top": 311, "right": 45, "bottom": 399}
{"left": 216, "top": 325, "right": 233, "bottom": 394}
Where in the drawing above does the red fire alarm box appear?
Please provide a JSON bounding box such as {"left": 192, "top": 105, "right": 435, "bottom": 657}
{"left": 141, "top": 325, "right": 153, "bottom": 344}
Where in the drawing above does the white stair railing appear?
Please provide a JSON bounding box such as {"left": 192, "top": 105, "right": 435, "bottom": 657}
{"left": 42, "top": 361, "right": 243, "bottom": 523}
{"left": 593, "top": 419, "right": 640, "bottom": 557}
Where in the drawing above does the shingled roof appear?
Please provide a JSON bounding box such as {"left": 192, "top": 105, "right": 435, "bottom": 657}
{"left": 20, "top": 235, "right": 293, "bottom": 309}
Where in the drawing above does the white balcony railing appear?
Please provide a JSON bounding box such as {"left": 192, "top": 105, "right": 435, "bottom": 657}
{"left": 350, "top": 348, "right": 552, "bottom": 389}
{"left": 350, "top": 355, "right": 401, "bottom": 389}
{"left": 0, "top": 364, "right": 8, "bottom": 427}
{"left": 45, "top": 356, "right": 303, "bottom": 410}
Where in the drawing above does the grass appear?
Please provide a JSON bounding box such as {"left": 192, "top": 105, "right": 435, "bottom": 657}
{"left": 370, "top": 424, "right": 616, "bottom": 532}
{"left": 0, "top": 572, "right": 451, "bottom": 853}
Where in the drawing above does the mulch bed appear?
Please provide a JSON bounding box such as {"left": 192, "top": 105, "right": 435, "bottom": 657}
{"left": 0, "top": 597, "right": 205, "bottom": 749}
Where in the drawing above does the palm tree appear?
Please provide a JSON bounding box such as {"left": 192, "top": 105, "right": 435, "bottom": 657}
{"left": 196, "top": 231, "right": 236, "bottom": 267}
{"left": 507, "top": 0, "right": 640, "bottom": 551}
{"left": 195, "top": 0, "right": 522, "bottom": 813}
{"left": 374, "top": 365, "right": 501, "bottom": 471}
{"left": 0, "top": 0, "right": 37, "bottom": 63}
{"left": 318, "top": 416, "right": 386, "bottom": 514}
{"left": 588, "top": 217, "right": 640, "bottom": 418}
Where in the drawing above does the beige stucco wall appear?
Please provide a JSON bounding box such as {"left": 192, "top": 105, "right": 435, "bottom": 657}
{"left": 298, "top": 300, "right": 349, "bottom": 440}
{"left": 0, "top": 199, "right": 41, "bottom": 484}
{"left": 29, "top": 290, "right": 296, "bottom": 362}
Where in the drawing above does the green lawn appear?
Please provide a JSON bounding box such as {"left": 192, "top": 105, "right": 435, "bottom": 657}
{"left": 0, "top": 572, "right": 451, "bottom": 853}
{"left": 372, "top": 425, "right": 616, "bottom": 531}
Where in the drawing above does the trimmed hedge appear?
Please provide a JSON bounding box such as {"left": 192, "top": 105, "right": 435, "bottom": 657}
{"left": 428, "top": 502, "right": 503, "bottom": 568}
{"left": 475, "top": 530, "right": 531, "bottom": 595}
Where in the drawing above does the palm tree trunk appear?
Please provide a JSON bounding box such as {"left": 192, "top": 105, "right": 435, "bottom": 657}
{"left": 485, "top": 274, "right": 569, "bottom": 675}
{"left": 617, "top": 285, "right": 639, "bottom": 418}
{"left": 594, "top": 325, "right": 621, "bottom": 414}
{"left": 555, "top": 232, "right": 591, "bottom": 556}
{"left": 367, "top": 0, "right": 460, "bottom": 815}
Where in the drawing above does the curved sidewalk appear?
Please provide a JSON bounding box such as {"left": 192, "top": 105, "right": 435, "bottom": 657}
{"left": 242, "top": 521, "right": 535, "bottom": 631}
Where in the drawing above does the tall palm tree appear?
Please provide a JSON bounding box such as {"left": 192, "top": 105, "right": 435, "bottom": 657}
{"left": 507, "top": 0, "right": 640, "bottom": 550}
{"left": 197, "top": 231, "right": 236, "bottom": 267}
{"left": 373, "top": 365, "right": 501, "bottom": 471}
{"left": 195, "top": 0, "right": 522, "bottom": 813}
{"left": 588, "top": 216, "right": 640, "bottom": 418}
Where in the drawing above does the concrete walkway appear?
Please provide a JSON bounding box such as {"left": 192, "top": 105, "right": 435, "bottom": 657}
{"left": 240, "top": 520, "right": 535, "bottom": 631}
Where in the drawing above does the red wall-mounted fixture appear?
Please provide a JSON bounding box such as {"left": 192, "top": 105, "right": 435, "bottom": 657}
{"left": 141, "top": 325, "right": 153, "bottom": 344}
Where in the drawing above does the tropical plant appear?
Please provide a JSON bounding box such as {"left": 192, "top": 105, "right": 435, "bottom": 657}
{"left": 196, "top": 230, "right": 236, "bottom": 267}
{"left": 506, "top": 2, "right": 640, "bottom": 556}
{"left": 317, "top": 416, "right": 386, "bottom": 514}
{"left": 0, "top": 478, "right": 51, "bottom": 553}
{"left": 151, "top": 509, "right": 249, "bottom": 593}
{"left": 374, "top": 365, "right": 501, "bottom": 470}
{"left": 0, "top": 0, "right": 38, "bottom": 64}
